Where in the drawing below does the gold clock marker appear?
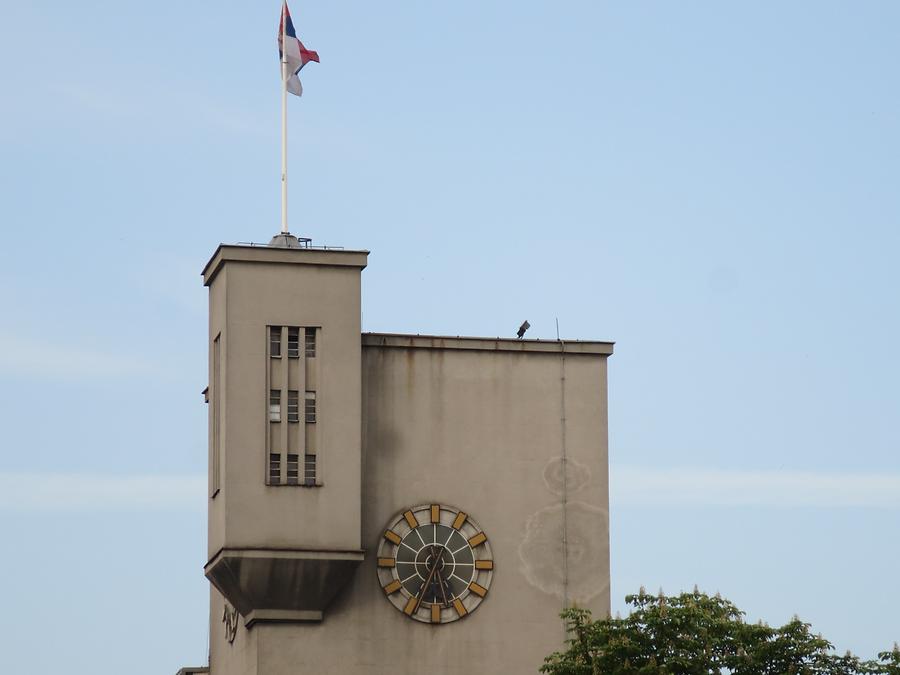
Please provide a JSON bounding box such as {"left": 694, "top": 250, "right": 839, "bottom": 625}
{"left": 467, "top": 532, "right": 487, "bottom": 548}
{"left": 469, "top": 582, "right": 488, "bottom": 598}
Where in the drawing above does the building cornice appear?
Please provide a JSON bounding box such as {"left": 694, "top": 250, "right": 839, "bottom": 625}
{"left": 362, "top": 332, "right": 614, "bottom": 355}
{"left": 202, "top": 244, "right": 369, "bottom": 286}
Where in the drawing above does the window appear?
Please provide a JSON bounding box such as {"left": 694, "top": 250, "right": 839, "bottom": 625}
{"left": 286, "top": 454, "right": 299, "bottom": 485}
{"left": 305, "top": 328, "right": 316, "bottom": 357}
{"left": 269, "top": 390, "right": 281, "bottom": 422}
{"left": 287, "top": 390, "right": 299, "bottom": 422}
{"left": 305, "top": 391, "right": 317, "bottom": 423}
{"left": 287, "top": 327, "right": 300, "bottom": 358}
{"left": 270, "top": 326, "right": 282, "bottom": 357}
{"left": 304, "top": 454, "right": 316, "bottom": 485}
{"left": 269, "top": 453, "right": 281, "bottom": 483}
{"left": 212, "top": 334, "right": 221, "bottom": 496}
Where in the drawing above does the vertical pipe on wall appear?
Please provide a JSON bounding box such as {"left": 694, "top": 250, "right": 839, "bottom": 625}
{"left": 559, "top": 338, "right": 570, "bottom": 625}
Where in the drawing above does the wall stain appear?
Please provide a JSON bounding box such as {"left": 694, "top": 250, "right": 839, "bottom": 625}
{"left": 518, "top": 501, "right": 609, "bottom": 604}
{"left": 542, "top": 456, "right": 591, "bottom": 496}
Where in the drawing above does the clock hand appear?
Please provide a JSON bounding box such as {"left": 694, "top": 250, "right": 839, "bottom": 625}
{"left": 414, "top": 549, "right": 441, "bottom": 611}
{"left": 425, "top": 545, "right": 448, "bottom": 606}
{"left": 435, "top": 563, "right": 451, "bottom": 608}
{"left": 428, "top": 545, "right": 447, "bottom": 602}
{"left": 426, "top": 545, "right": 451, "bottom": 608}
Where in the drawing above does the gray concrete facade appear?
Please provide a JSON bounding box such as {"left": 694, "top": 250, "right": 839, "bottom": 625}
{"left": 197, "top": 243, "right": 613, "bottom": 675}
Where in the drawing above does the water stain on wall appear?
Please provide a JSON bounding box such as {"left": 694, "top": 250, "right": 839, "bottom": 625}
{"left": 542, "top": 456, "right": 591, "bottom": 496}
{"left": 518, "top": 501, "right": 609, "bottom": 604}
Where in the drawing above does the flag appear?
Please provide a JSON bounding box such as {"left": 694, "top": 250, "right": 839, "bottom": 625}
{"left": 278, "top": 2, "right": 320, "bottom": 96}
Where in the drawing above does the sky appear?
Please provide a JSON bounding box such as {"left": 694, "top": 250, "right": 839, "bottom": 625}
{"left": 1, "top": 1, "right": 898, "bottom": 672}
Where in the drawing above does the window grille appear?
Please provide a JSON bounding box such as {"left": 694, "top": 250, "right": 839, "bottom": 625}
{"left": 305, "top": 391, "right": 317, "bottom": 423}
{"left": 269, "top": 390, "right": 281, "bottom": 422}
{"left": 304, "top": 454, "right": 316, "bottom": 485}
{"left": 269, "top": 453, "right": 281, "bottom": 483}
{"left": 269, "top": 326, "right": 282, "bottom": 357}
{"left": 287, "top": 390, "right": 299, "bottom": 422}
{"left": 286, "top": 454, "right": 299, "bottom": 485}
{"left": 305, "top": 328, "right": 316, "bottom": 357}
{"left": 287, "top": 327, "right": 300, "bottom": 358}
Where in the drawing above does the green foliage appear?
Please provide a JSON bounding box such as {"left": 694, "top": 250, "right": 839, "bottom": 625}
{"left": 541, "top": 589, "right": 898, "bottom": 675}
{"left": 876, "top": 644, "right": 900, "bottom": 675}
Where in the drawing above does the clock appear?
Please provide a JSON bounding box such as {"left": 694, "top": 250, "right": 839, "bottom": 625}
{"left": 376, "top": 504, "right": 494, "bottom": 624}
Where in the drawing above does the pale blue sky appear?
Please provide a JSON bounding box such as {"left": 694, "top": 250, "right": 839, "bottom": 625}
{"left": 1, "top": 1, "right": 898, "bottom": 673}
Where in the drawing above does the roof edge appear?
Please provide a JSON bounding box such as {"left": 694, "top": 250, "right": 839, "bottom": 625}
{"left": 361, "top": 332, "right": 614, "bottom": 355}
{"left": 202, "top": 244, "right": 369, "bottom": 286}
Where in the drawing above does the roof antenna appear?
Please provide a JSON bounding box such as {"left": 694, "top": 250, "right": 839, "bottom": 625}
{"left": 555, "top": 317, "right": 560, "bottom": 341}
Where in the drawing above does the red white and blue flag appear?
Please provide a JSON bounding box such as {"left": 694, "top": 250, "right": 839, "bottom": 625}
{"left": 278, "top": 1, "right": 319, "bottom": 96}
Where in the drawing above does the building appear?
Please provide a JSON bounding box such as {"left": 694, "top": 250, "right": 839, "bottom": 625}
{"left": 186, "top": 235, "right": 613, "bottom": 674}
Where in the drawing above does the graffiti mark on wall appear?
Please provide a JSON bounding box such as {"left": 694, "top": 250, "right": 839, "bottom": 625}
{"left": 223, "top": 604, "right": 239, "bottom": 644}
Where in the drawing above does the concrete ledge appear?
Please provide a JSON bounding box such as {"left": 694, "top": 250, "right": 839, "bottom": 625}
{"left": 203, "top": 244, "right": 369, "bottom": 285}
{"left": 204, "top": 547, "right": 365, "bottom": 617}
{"left": 206, "top": 547, "right": 366, "bottom": 565}
{"left": 362, "top": 332, "right": 614, "bottom": 355}
{"left": 244, "top": 609, "right": 324, "bottom": 628}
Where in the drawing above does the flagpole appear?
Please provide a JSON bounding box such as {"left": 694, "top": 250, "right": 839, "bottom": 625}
{"left": 280, "top": 2, "right": 289, "bottom": 234}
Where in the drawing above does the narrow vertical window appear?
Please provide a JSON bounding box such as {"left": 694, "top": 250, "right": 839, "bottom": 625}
{"left": 304, "top": 454, "right": 317, "bottom": 485}
{"left": 269, "top": 390, "right": 281, "bottom": 422}
{"left": 305, "top": 328, "right": 316, "bottom": 357}
{"left": 287, "top": 327, "right": 300, "bottom": 358}
{"left": 287, "top": 390, "right": 299, "bottom": 422}
{"left": 269, "top": 453, "right": 281, "bottom": 483}
{"left": 270, "top": 326, "right": 282, "bottom": 357}
{"left": 286, "top": 454, "right": 299, "bottom": 485}
{"left": 305, "top": 391, "right": 317, "bottom": 423}
{"left": 212, "top": 334, "right": 221, "bottom": 496}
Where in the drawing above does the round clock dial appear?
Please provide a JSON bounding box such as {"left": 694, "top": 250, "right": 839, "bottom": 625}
{"left": 376, "top": 504, "right": 494, "bottom": 624}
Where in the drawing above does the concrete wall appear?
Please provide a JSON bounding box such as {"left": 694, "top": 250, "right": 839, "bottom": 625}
{"left": 207, "top": 264, "right": 227, "bottom": 559}
{"left": 210, "top": 587, "right": 258, "bottom": 675}
{"left": 214, "top": 338, "right": 611, "bottom": 675}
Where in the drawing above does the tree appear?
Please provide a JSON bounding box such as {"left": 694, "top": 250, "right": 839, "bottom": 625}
{"left": 541, "top": 588, "right": 900, "bottom": 675}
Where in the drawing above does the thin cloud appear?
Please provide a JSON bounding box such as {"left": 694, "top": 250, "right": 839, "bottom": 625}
{"left": 611, "top": 466, "right": 900, "bottom": 508}
{"left": 0, "top": 473, "right": 205, "bottom": 512}
{"left": 0, "top": 333, "right": 158, "bottom": 379}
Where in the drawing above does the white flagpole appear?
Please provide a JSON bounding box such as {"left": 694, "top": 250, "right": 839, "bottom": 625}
{"left": 280, "top": 2, "right": 289, "bottom": 234}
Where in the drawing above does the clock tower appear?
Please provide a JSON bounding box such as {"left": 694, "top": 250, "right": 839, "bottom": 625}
{"left": 191, "top": 235, "right": 614, "bottom": 675}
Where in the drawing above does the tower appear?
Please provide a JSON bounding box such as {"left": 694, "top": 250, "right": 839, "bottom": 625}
{"left": 202, "top": 240, "right": 369, "bottom": 630}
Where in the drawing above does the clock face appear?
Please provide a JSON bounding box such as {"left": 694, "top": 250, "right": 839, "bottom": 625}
{"left": 376, "top": 504, "right": 494, "bottom": 624}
